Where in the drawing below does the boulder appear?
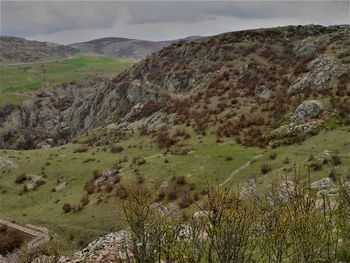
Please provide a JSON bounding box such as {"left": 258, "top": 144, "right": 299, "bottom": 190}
{"left": 311, "top": 177, "right": 333, "bottom": 190}
{"left": 272, "top": 120, "right": 321, "bottom": 137}
{"left": 289, "top": 100, "right": 323, "bottom": 122}
{"left": 73, "top": 230, "right": 132, "bottom": 262}
{"left": 317, "top": 188, "right": 338, "bottom": 197}
{"left": 24, "top": 175, "right": 45, "bottom": 191}
{"left": 241, "top": 179, "right": 258, "bottom": 199}
{"left": 255, "top": 85, "right": 272, "bottom": 101}
{"left": 0, "top": 157, "right": 17, "bottom": 171}
{"left": 54, "top": 182, "right": 67, "bottom": 192}
{"left": 287, "top": 73, "right": 312, "bottom": 95}
{"left": 293, "top": 36, "right": 326, "bottom": 57}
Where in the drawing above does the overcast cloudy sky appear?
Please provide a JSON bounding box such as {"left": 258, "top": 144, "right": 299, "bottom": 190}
{"left": 1, "top": 1, "right": 349, "bottom": 44}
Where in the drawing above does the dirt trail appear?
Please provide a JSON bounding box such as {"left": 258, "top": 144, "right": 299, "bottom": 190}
{"left": 219, "top": 154, "right": 264, "bottom": 186}
{"left": 0, "top": 219, "right": 50, "bottom": 250}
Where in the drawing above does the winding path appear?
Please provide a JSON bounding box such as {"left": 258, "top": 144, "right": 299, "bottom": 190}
{"left": 0, "top": 219, "right": 50, "bottom": 250}
{"left": 219, "top": 154, "right": 264, "bottom": 186}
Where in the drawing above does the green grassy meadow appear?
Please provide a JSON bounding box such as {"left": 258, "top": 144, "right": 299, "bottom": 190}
{"left": 0, "top": 127, "right": 349, "bottom": 254}
{"left": 0, "top": 55, "right": 133, "bottom": 106}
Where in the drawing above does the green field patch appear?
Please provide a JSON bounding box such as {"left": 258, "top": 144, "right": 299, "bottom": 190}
{"left": 0, "top": 128, "right": 349, "bottom": 254}
{"left": 0, "top": 55, "right": 133, "bottom": 106}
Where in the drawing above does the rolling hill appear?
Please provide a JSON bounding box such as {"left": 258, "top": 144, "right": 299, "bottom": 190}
{"left": 0, "top": 36, "right": 77, "bottom": 64}
{"left": 69, "top": 36, "right": 200, "bottom": 59}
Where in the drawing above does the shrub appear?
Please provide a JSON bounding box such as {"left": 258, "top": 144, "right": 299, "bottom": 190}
{"left": 74, "top": 145, "right": 89, "bottom": 153}
{"left": 178, "top": 193, "right": 192, "bottom": 209}
{"left": 329, "top": 168, "right": 338, "bottom": 182}
{"left": 283, "top": 157, "right": 290, "bottom": 164}
{"left": 167, "top": 187, "right": 178, "bottom": 200}
{"left": 310, "top": 161, "right": 322, "bottom": 171}
{"left": 0, "top": 229, "right": 24, "bottom": 255}
{"left": 92, "top": 169, "right": 101, "bottom": 179}
{"left": 155, "top": 190, "right": 165, "bottom": 202}
{"left": 331, "top": 154, "right": 341, "bottom": 166}
{"left": 269, "top": 152, "right": 277, "bottom": 160}
{"left": 15, "top": 174, "right": 26, "bottom": 184}
{"left": 261, "top": 164, "right": 272, "bottom": 174}
{"left": 84, "top": 179, "right": 95, "bottom": 194}
{"left": 80, "top": 194, "right": 89, "bottom": 206}
{"left": 138, "top": 158, "right": 146, "bottom": 165}
{"left": 175, "top": 175, "right": 186, "bottom": 185}
{"left": 116, "top": 184, "right": 128, "bottom": 199}
{"left": 62, "top": 203, "right": 72, "bottom": 213}
{"left": 111, "top": 144, "right": 124, "bottom": 153}
{"left": 0, "top": 224, "right": 7, "bottom": 233}
{"left": 104, "top": 183, "right": 114, "bottom": 193}
{"left": 111, "top": 175, "right": 121, "bottom": 184}
{"left": 136, "top": 174, "right": 145, "bottom": 184}
{"left": 156, "top": 131, "right": 177, "bottom": 149}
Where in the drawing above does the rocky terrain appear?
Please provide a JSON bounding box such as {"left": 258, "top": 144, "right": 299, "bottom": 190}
{"left": 0, "top": 37, "right": 77, "bottom": 64}
{"left": 69, "top": 36, "right": 199, "bottom": 60}
{"left": 1, "top": 25, "right": 349, "bottom": 150}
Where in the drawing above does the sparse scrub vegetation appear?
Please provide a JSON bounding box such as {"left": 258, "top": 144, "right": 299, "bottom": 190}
{"left": 120, "top": 172, "right": 350, "bottom": 263}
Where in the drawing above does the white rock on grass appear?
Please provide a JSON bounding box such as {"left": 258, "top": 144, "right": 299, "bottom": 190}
{"left": 311, "top": 177, "right": 333, "bottom": 190}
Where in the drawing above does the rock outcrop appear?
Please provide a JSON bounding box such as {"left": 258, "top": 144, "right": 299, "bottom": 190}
{"left": 289, "top": 100, "right": 324, "bottom": 122}
{"left": 1, "top": 25, "right": 349, "bottom": 150}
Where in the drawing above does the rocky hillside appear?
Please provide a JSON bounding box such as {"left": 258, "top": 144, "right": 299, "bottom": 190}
{"left": 1, "top": 25, "right": 349, "bottom": 149}
{"left": 0, "top": 36, "right": 77, "bottom": 64}
{"left": 69, "top": 36, "right": 199, "bottom": 60}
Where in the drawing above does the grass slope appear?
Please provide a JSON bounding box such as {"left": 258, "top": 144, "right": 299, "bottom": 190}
{"left": 0, "top": 127, "right": 349, "bottom": 254}
{"left": 0, "top": 55, "right": 133, "bottom": 106}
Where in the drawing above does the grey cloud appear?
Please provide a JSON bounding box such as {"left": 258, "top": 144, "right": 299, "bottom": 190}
{"left": 1, "top": 1, "right": 349, "bottom": 44}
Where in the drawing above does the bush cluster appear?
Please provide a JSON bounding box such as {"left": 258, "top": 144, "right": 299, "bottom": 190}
{"left": 119, "top": 174, "right": 350, "bottom": 263}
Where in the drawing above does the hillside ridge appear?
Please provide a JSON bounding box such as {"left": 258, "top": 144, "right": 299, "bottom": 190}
{"left": 0, "top": 24, "right": 349, "bottom": 149}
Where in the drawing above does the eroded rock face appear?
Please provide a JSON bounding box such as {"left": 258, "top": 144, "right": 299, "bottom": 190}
{"left": 287, "top": 54, "right": 349, "bottom": 95}
{"left": 1, "top": 25, "right": 349, "bottom": 150}
{"left": 293, "top": 36, "right": 327, "bottom": 57}
{"left": 290, "top": 100, "right": 323, "bottom": 122}
{"left": 272, "top": 120, "right": 321, "bottom": 138}
{"left": 72, "top": 230, "right": 132, "bottom": 262}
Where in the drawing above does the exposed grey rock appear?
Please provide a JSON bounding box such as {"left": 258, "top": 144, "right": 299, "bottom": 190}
{"left": 193, "top": 211, "right": 210, "bottom": 218}
{"left": 287, "top": 73, "right": 312, "bottom": 95}
{"left": 272, "top": 120, "right": 321, "bottom": 137}
{"left": 151, "top": 202, "right": 179, "bottom": 217}
{"left": 274, "top": 181, "right": 297, "bottom": 201}
{"left": 289, "top": 100, "right": 323, "bottom": 122}
{"left": 315, "top": 199, "right": 338, "bottom": 210}
{"left": 73, "top": 230, "right": 132, "bottom": 262}
{"left": 24, "top": 175, "right": 45, "bottom": 191}
{"left": 255, "top": 85, "right": 272, "bottom": 101}
{"left": 54, "top": 182, "right": 66, "bottom": 192}
{"left": 317, "top": 188, "right": 338, "bottom": 197}
{"left": 0, "top": 157, "right": 17, "bottom": 171}
{"left": 241, "top": 179, "right": 258, "bottom": 199}
{"left": 293, "top": 36, "right": 326, "bottom": 57}
{"left": 94, "top": 169, "right": 120, "bottom": 185}
{"left": 287, "top": 54, "right": 348, "bottom": 95}
{"left": 311, "top": 177, "right": 333, "bottom": 190}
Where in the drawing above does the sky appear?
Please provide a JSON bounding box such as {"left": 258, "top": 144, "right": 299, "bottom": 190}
{"left": 1, "top": 1, "right": 349, "bottom": 44}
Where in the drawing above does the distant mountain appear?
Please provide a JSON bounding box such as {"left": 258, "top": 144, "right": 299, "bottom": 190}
{"left": 69, "top": 36, "right": 200, "bottom": 59}
{"left": 0, "top": 36, "right": 77, "bottom": 64}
